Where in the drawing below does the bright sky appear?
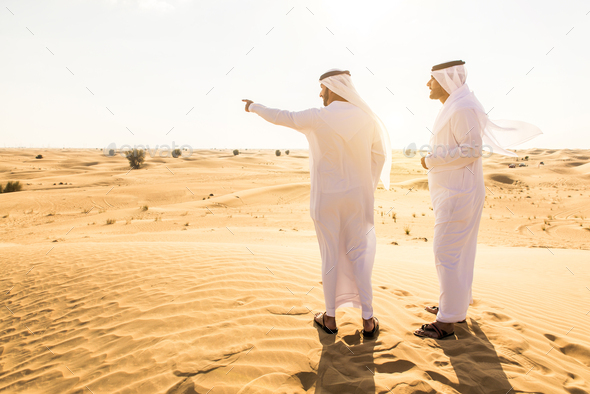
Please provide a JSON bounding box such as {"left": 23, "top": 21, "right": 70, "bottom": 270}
{"left": 2, "top": 0, "right": 589, "bottom": 151}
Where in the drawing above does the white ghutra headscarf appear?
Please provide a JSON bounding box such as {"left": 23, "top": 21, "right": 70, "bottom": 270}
{"left": 319, "top": 69, "right": 392, "bottom": 189}
{"left": 431, "top": 62, "right": 542, "bottom": 157}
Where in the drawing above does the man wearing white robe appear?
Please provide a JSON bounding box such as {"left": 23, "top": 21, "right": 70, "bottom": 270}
{"left": 243, "top": 69, "right": 391, "bottom": 336}
{"left": 415, "top": 60, "right": 542, "bottom": 339}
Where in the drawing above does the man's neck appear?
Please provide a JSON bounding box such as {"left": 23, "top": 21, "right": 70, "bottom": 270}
{"left": 327, "top": 97, "right": 348, "bottom": 105}
{"left": 439, "top": 94, "right": 450, "bottom": 104}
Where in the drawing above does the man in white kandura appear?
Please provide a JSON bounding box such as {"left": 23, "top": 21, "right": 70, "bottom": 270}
{"left": 243, "top": 69, "right": 392, "bottom": 337}
{"left": 415, "top": 60, "right": 542, "bottom": 339}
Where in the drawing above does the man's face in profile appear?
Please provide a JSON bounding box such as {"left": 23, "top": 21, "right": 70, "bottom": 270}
{"left": 427, "top": 76, "right": 447, "bottom": 100}
{"left": 319, "top": 84, "right": 330, "bottom": 106}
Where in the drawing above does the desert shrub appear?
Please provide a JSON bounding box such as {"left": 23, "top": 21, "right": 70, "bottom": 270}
{"left": 125, "top": 149, "right": 145, "bottom": 169}
{"left": 172, "top": 148, "right": 182, "bottom": 158}
{"left": 404, "top": 225, "right": 411, "bottom": 235}
{"left": 285, "top": 150, "right": 290, "bottom": 155}
{"left": 36, "top": 154, "right": 43, "bottom": 159}
{"left": 108, "top": 149, "right": 115, "bottom": 157}
{"left": 3, "top": 181, "right": 22, "bottom": 193}
{"left": 106, "top": 218, "right": 116, "bottom": 225}
{"left": 233, "top": 149, "right": 239, "bottom": 156}
{"left": 0, "top": 184, "right": 2, "bottom": 193}
{"left": 141, "top": 205, "right": 148, "bottom": 211}
{"left": 275, "top": 150, "right": 281, "bottom": 156}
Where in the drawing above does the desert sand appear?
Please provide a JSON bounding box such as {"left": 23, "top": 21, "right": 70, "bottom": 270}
{"left": 1, "top": 147, "right": 589, "bottom": 394}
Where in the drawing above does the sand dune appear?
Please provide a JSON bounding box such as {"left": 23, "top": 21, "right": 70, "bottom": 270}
{"left": 1, "top": 147, "right": 589, "bottom": 393}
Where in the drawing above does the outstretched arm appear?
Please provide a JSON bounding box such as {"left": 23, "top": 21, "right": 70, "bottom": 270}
{"left": 242, "top": 99, "right": 318, "bottom": 134}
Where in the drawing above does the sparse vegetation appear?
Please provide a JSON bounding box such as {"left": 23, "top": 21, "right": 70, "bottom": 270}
{"left": 106, "top": 218, "right": 116, "bottom": 225}
{"left": 412, "top": 213, "right": 416, "bottom": 218}
{"left": 36, "top": 154, "right": 43, "bottom": 159}
{"left": 233, "top": 149, "right": 240, "bottom": 156}
{"left": 404, "top": 225, "right": 411, "bottom": 235}
{"left": 125, "top": 148, "right": 145, "bottom": 169}
{"left": 275, "top": 150, "right": 281, "bottom": 156}
{"left": 172, "top": 148, "right": 182, "bottom": 158}
{"left": 285, "top": 150, "right": 290, "bottom": 155}
{"left": 391, "top": 212, "right": 397, "bottom": 223}
{"left": 108, "top": 149, "right": 115, "bottom": 157}
{"left": 1, "top": 181, "right": 22, "bottom": 193}
{"left": 141, "top": 205, "right": 148, "bottom": 211}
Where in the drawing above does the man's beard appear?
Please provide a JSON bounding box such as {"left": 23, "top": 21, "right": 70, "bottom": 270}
{"left": 323, "top": 90, "right": 329, "bottom": 106}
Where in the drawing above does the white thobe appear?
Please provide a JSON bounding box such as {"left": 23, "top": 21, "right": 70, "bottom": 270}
{"left": 425, "top": 108, "right": 486, "bottom": 324}
{"left": 249, "top": 101, "right": 386, "bottom": 319}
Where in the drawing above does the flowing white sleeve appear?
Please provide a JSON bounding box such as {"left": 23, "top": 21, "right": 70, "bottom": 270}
{"left": 249, "top": 103, "right": 318, "bottom": 134}
{"left": 370, "top": 125, "right": 386, "bottom": 191}
{"left": 424, "top": 108, "right": 483, "bottom": 169}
